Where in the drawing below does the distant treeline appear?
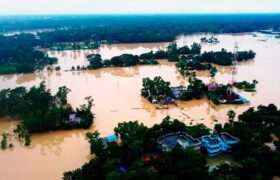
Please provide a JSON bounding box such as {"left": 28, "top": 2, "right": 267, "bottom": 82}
{"left": 0, "top": 34, "right": 57, "bottom": 74}
{"left": 1, "top": 14, "right": 280, "bottom": 44}
{"left": 0, "top": 14, "right": 270, "bottom": 74}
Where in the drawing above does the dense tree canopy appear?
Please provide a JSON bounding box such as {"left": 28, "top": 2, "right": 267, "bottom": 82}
{"left": 0, "top": 34, "right": 57, "bottom": 74}
{"left": 1, "top": 14, "right": 280, "bottom": 43}
{"left": 141, "top": 76, "right": 172, "bottom": 103}
{"left": 0, "top": 82, "right": 94, "bottom": 133}
{"left": 64, "top": 104, "right": 280, "bottom": 180}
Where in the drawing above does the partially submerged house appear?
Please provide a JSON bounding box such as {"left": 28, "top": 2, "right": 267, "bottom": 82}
{"left": 102, "top": 134, "right": 118, "bottom": 148}
{"left": 171, "top": 86, "right": 188, "bottom": 99}
{"left": 207, "top": 82, "right": 250, "bottom": 105}
{"left": 157, "top": 132, "right": 201, "bottom": 152}
{"left": 151, "top": 96, "right": 175, "bottom": 105}
{"left": 66, "top": 114, "right": 81, "bottom": 124}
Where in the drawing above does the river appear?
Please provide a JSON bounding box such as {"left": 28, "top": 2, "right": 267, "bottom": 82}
{"left": 0, "top": 33, "right": 280, "bottom": 180}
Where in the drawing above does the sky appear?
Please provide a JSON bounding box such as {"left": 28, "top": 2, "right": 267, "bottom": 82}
{"left": 0, "top": 0, "right": 280, "bottom": 15}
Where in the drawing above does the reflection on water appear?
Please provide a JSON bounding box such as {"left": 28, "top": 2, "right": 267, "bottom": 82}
{"left": 1, "top": 33, "right": 280, "bottom": 180}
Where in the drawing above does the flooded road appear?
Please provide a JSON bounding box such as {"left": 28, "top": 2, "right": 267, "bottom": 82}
{"left": 0, "top": 33, "right": 280, "bottom": 180}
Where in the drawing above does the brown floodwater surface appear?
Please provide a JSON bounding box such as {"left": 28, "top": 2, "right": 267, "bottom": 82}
{"left": 0, "top": 33, "right": 280, "bottom": 180}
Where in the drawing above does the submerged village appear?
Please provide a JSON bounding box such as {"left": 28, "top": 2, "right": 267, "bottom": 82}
{"left": 0, "top": 15, "right": 280, "bottom": 180}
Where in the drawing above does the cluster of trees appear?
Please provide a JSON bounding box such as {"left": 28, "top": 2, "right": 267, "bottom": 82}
{"left": 88, "top": 41, "right": 256, "bottom": 73}
{"left": 140, "top": 74, "right": 207, "bottom": 103}
{"left": 0, "top": 132, "right": 13, "bottom": 150}
{"left": 87, "top": 53, "right": 158, "bottom": 70}
{"left": 141, "top": 74, "right": 253, "bottom": 105}
{"left": 64, "top": 104, "right": 280, "bottom": 179}
{"left": 166, "top": 42, "right": 201, "bottom": 62}
{"left": 200, "top": 36, "right": 220, "bottom": 44}
{"left": 176, "top": 55, "right": 212, "bottom": 76}
{"left": 175, "top": 47, "right": 255, "bottom": 77}
{"left": 198, "top": 49, "right": 256, "bottom": 66}
{"left": 0, "top": 34, "right": 57, "bottom": 74}
{"left": 87, "top": 42, "right": 202, "bottom": 71}
{"left": 213, "top": 104, "right": 280, "bottom": 180}
{"left": 178, "top": 74, "right": 207, "bottom": 101}
{"left": 0, "top": 82, "right": 94, "bottom": 134}
{"left": 141, "top": 76, "right": 172, "bottom": 102}
{"left": 234, "top": 80, "right": 258, "bottom": 92}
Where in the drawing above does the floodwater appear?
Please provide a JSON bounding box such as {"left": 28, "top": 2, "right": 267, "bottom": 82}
{"left": 0, "top": 33, "right": 280, "bottom": 180}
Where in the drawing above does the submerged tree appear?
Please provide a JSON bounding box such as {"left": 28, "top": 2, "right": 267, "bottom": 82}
{"left": 210, "top": 66, "right": 218, "bottom": 78}
{"left": 141, "top": 76, "right": 172, "bottom": 102}
{"left": 227, "top": 110, "right": 236, "bottom": 122}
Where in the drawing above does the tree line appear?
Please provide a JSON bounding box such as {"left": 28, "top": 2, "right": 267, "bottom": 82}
{"left": 0, "top": 82, "right": 94, "bottom": 134}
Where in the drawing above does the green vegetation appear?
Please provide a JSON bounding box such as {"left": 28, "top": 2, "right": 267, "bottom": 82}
{"left": 237, "top": 51, "right": 257, "bottom": 61}
{"left": 141, "top": 74, "right": 251, "bottom": 105}
{"left": 64, "top": 117, "right": 210, "bottom": 180}
{"left": 86, "top": 42, "right": 202, "bottom": 70}
{"left": 64, "top": 104, "right": 280, "bottom": 180}
{"left": 87, "top": 54, "right": 103, "bottom": 69}
{"left": 227, "top": 110, "right": 236, "bottom": 122}
{"left": 200, "top": 36, "right": 220, "bottom": 44}
{"left": 87, "top": 53, "right": 158, "bottom": 70}
{"left": 1, "top": 132, "right": 8, "bottom": 150}
{"left": 207, "top": 85, "right": 246, "bottom": 105}
{"left": 199, "top": 49, "right": 256, "bottom": 66}
{"left": 0, "top": 82, "right": 94, "bottom": 134}
{"left": 0, "top": 34, "right": 58, "bottom": 74}
{"left": 13, "top": 124, "right": 31, "bottom": 146}
{"left": 213, "top": 104, "right": 280, "bottom": 179}
{"left": 210, "top": 66, "right": 218, "bottom": 77}
{"left": 234, "top": 80, "right": 258, "bottom": 92}
{"left": 141, "top": 76, "right": 172, "bottom": 103}
{"left": 139, "top": 50, "right": 168, "bottom": 60}
{"left": 178, "top": 74, "right": 207, "bottom": 101}
{"left": 1, "top": 15, "right": 280, "bottom": 44}
{"left": 176, "top": 55, "right": 212, "bottom": 73}
{"left": 175, "top": 48, "right": 255, "bottom": 76}
{"left": 200, "top": 49, "right": 234, "bottom": 66}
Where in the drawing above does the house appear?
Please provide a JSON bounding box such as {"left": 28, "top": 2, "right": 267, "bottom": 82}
{"left": 104, "top": 134, "right": 118, "bottom": 143}
{"left": 102, "top": 134, "right": 118, "bottom": 148}
{"left": 219, "top": 132, "right": 240, "bottom": 145}
{"left": 200, "top": 133, "right": 239, "bottom": 156}
{"left": 171, "top": 86, "right": 188, "bottom": 99}
{"left": 67, "top": 114, "right": 81, "bottom": 124}
{"left": 157, "top": 132, "right": 201, "bottom": 152}
{"left": 200, "top": 135, "right": 225, "bottom": 156}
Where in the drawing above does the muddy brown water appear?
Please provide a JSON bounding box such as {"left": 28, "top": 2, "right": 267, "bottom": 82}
{"left": 0, "top": 33, "right": 280, "bottom": 180}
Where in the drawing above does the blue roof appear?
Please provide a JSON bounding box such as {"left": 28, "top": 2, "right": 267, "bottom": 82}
{"left": 238, "top": 96, "right": 250, "bottom": 103}
{"left": 104, "top": 134, "right": 118, "bottom": 143}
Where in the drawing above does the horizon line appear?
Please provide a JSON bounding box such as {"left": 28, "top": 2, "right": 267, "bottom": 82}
{"left": 1, "top": 12, "right": 280, "bottom": 17}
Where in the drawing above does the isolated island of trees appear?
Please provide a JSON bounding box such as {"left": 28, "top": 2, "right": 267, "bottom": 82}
{"left": 0, "top": 82, "right": 94, "bottom": 145}
{"left": 141, "top": 73, "right": 254, "bottom": 105}
{"left": 86, "top": 42, "right": 255, "bottom": 74}
{"left": 63, "top": 104, "right": 280, "bottom": 180}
